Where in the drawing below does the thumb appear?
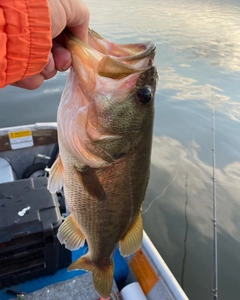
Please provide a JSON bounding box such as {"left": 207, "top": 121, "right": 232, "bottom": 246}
{"left": 68, "top": 22, "right": 89, "bottom": 43}
{"left": 64, "top": 0, "right": 90, "bottom": 42}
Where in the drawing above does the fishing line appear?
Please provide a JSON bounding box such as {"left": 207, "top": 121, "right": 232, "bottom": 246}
{"left": 181, "top": 172, "right": 189, "bottom": 290}
{"left": 142, "top": 165, "right": 179, "bottom": 214}
{"left": 212, "top": 101, "right": 218, "bottom": 300}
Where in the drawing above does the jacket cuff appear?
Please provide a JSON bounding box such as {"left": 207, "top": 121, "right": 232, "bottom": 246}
{"left": 0, "top": 0, "right": 52, "bottom": 88}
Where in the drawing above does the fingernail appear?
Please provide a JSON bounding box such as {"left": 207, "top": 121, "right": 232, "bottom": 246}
{"left": 59, "top": 57, "right": 71, "bottom": 71}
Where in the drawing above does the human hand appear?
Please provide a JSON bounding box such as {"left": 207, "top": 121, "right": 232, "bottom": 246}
{"left": 12, "top": 0, "right": 89, "bottom": 90}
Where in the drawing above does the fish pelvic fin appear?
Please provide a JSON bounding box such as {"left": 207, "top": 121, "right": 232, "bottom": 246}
{"left": 68, "top": 255, "right": 114, "bottom": 299}
{"left": 57, "top": 214, "right": 85, "bottom": 250}
{"left": 74, "top": 165, "right": 106, "bottom": 201}
{"left": 119, "top": 211, "right": 143, "bottom": 256}
{"left": 47, "top": 155, "right": 64, "bottom": 193}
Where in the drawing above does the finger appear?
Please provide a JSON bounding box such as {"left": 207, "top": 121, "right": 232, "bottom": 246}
{"left": 11, "top": 74, "right": 44, "bottom": 90}
{"left": 40, "top": 52, "right": 57, "bottom": 79}
{"left": 52, "top": 40, "right": 71, "bottom": 71}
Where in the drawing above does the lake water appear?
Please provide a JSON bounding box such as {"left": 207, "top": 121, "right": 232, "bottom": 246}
{"left": 0, "top": 0, "right": 240, "bottom": 299}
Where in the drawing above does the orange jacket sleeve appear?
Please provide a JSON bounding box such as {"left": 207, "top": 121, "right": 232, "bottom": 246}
{"left": 0, "top": 0, "right": 52, "bottom": 88}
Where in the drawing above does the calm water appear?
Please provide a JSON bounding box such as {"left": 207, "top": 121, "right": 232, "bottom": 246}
{"left": 1, "top": 0, "right": 240, "bottom": 299}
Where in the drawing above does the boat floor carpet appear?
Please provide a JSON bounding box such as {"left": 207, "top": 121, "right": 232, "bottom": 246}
{"left": 11, "top": 273, "right": 119, "bottom": 300}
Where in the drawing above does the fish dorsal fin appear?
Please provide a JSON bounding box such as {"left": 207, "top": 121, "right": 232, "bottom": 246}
{"left": 47, "top": 155, "right": 64, "bottom": 193}
{"left": 98, "top": 56, "right": 140, "bottom": 79}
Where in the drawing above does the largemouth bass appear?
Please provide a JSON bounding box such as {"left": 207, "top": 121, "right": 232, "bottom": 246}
{"left": 48, "top": 29, "right": 157, "bottom": 298}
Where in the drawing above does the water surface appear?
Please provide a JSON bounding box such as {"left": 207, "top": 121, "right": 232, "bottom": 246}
{"left": 0, "top": 0, "right": 240, "bottom": 299}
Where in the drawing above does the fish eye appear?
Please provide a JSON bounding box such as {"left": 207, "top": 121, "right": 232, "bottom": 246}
{"left": 136, "top": 86, "right": 152, "bottom": 104}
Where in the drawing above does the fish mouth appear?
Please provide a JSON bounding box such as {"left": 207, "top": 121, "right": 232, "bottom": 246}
{"left": 64, "top": 29, "right": 156, "bottom": 79}
{"left": 88, "top": 29, "right": 156, "bottom": 63}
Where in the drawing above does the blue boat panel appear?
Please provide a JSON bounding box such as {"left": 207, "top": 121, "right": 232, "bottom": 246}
{"left": 0, "top": 245, "right": 129, "bottom": 299}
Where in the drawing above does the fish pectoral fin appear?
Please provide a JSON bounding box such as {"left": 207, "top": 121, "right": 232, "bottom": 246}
{"left": 57, "top": 214, "right": 85, "bottom": 250}
{"left": 98, "top": 56, "right": 140, "bottom": 79}
{"left": 119, "top": 212, "right": 143, "bottom": 257}
{"left": 68, "top": 255, "right": 114, "bottom": 299}
{"left": 47, "top": 155, "right": 64, "bottom": 193}
{"left": 74, "top": 166, "right": 106, "bottom": 201}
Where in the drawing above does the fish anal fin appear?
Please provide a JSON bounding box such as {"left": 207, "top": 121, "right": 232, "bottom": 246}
{"left": 74, "top": 166, "right": 106, "bottom": 201}
{"left": 47, "top": 155, "right": 64, "bottom": 193}
{"left": 57, "top": 214, "right": 85, "bottom": 250}
{"left": 119, "top": 212, "right": 143, "bottom": 257}
{"left": 68, "top": 255, "right": 114, "bottom": 298}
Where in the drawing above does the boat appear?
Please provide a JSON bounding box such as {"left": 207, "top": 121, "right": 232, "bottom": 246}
{"left": 0, "top": 122, "right": 189, "bottom": 300}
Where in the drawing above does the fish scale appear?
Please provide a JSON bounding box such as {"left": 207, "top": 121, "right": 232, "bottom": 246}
{"left": 48, "top": 29, "right": 157, "bottom": 298}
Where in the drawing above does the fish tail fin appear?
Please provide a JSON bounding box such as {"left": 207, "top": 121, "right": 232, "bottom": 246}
{"left": 92, "top": 262, "right": 114, "bottom": 298}
{"left": 68, "top": 255, "right": 114, "bottom": 298}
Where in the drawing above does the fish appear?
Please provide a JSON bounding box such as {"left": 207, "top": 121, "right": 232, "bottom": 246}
{"left": 48, "top": 29, "right": 157, "bottom": 298}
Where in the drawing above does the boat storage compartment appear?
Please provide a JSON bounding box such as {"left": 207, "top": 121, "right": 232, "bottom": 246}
{"left": 0, "top": 177, "right": 71, "bottom": 289}
{"left": 0, "top": 157, "right": 16, "bottom": 184}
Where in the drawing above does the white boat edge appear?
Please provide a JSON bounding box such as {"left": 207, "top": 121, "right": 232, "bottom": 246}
{"left": 0, "top": 122, "right": 58, "bottom": 134}
{"left": 142, "top": 231, "right": 189, "bottom": 299}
